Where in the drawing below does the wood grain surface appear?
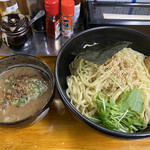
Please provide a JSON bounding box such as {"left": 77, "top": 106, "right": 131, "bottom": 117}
{"left": 0, "top": 56, "right": 150, "bottom": 150}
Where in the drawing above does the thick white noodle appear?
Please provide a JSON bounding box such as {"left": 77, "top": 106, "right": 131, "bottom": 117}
{"left": 66, "top": 48, "right": 150, "bottom": 126}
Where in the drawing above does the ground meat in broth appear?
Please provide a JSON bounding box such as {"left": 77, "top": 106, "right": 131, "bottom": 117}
{"left": 0, "top": 67, "right": 52, "bottom": 123}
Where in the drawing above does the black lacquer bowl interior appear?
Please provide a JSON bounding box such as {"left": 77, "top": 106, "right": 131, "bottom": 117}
{"left": 55, "top": 26, "right": 150, "bottom": 139}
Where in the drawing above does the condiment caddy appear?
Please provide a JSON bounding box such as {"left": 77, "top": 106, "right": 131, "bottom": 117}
{"left": 0, "top": 0, "right": 81, "bottom": 52}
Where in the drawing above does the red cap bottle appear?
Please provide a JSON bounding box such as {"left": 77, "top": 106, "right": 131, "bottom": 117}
{"left": 45, "top": 0, "right": 59, "bottom": 16}
{"left": 61, "top": 0, "right": 74, "bottom": 16}
{"left": 45, "top": 0, "right": 60, "bottom": 39}
{"left": 61, "top": 0, "right": 74, "bottom": 38}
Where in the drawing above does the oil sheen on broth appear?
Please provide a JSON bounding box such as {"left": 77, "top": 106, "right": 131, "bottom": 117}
{"left": 0, "top": 66, "right": 52, "bottom": 123}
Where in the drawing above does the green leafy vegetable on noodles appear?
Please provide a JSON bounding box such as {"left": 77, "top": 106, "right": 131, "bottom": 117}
{"left": 111, "top": 77, "right": 144, "bottom": 113}
{"left": 118, "top": 87, "right": 144, "bottom": 113}
{"left": 91, "top": 78, "right": 145, "bottom": 133}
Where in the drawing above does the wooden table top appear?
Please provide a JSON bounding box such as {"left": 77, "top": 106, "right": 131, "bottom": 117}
{"left": 0, "top": 56, "right": 150, "bottom": 150}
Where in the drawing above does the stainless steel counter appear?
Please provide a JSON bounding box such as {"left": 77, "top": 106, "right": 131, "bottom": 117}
{"left": 0, "top": 18, "right": 84, "bottom": 56}
{"left": 0, "top": 32, "right": 75, "bottom": 56}
{"left": 0, "top": 23, "right": 149, "bottom": 56}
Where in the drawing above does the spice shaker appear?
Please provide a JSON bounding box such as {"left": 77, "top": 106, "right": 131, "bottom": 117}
{"left": 1, "top": 13, "right": 33, "bottom": 51}
{"left": 61, "top": 0, "right": 74, "bottom": 38}
{"left": 45, "top": 0, "right": 60, "bottom": 39}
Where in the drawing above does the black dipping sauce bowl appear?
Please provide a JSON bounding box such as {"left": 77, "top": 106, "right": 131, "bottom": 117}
{"left": 55, "top": 26, "right": 150, "bottom": 139}
{"left": 0, "top": 55, "right": 55, "bottom": 128}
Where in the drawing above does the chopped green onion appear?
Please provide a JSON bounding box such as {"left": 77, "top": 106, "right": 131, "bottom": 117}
{"left": 111, "top": 77, "right": 126, "bottom": 94}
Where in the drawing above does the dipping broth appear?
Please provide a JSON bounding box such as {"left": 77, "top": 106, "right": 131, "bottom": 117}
{"left": 0, "top": 66, "right": 52, "bottom": 123}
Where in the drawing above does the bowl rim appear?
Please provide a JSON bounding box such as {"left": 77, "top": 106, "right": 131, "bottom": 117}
{"left": 55, "top": 26, "right": 150, "bottom": 139}
{"left": 0, "top": 54, "right": 55, "bottom": 126}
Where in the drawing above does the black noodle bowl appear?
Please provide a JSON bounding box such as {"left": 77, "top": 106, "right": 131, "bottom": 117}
{"left": 55, "top": 26, "right": 150, "bottom": 139}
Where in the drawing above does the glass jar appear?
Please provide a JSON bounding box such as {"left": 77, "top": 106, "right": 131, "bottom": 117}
{"left": 1, "top": 13, "right": 33, "bottom": 51}
{"left": 0, "top": 0, "right": 20, "bottom": 16}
